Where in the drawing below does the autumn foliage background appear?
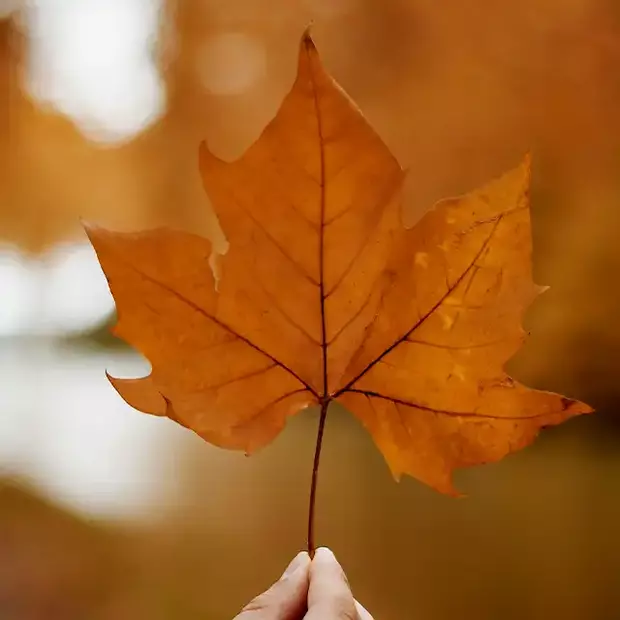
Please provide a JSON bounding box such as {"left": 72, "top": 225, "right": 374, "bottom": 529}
{"left": 1, "top": 1, "right": 620, "bottom": 619}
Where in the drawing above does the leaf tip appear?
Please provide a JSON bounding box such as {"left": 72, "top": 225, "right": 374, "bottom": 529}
{"left": 80, "top": 217, "right": 95, "bottom": 232}
{"left": 301, "top": 24, "right": 316, "bottom": 50}
{"left": 299, "top": 25, "right": 321, "bottom": 69}
{"left": 432, "top": 475, "right": 463, "bottom": 498}
{"left": 393, "top": 467, "right": 466, "bottom": 498}
{"left": 562, "top": 396, "right": 595, "bottom": 416}
{"left": 81, "top": 222, "right": 124, "bottom": 251}
{"left": 81, "top": 220, "right": 102, "bottom": 242}
{"left": 106, "top": 373, "right": 169, "bottom": 418}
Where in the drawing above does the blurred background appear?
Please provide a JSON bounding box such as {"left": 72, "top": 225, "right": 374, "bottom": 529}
{"left": 1, "top": 0, "right": 620, "bottom": 618}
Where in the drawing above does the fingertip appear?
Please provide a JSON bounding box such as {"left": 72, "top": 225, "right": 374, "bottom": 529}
{"left": 310, "top": 547, "right": 347, "bottom": 584}
{"left": 313, "top": 547, "right": 337, "bottom": 564}
{"left": 281, "top": 551, "right": 311, "bottom": 579}
{"left": 307, "top": 547, "right": 356, "bottom": 619}
{"left": 311, "top": 547, "right": 346, "bottom": 583}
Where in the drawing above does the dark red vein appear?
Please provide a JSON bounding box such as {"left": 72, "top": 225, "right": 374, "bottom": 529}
{"left": 108, "top": 255, "right": 317, "bottom": 397}
{"left": 237, "top": 195, "right": 320, "bottom": 286}
{"left": 324, "top": 180, "right": 400, "bottom": 299}
{"left": 391, "top": 400, "right": 414, "bottom": 442}
{"left": 306, "top": 35, "right": 328, "bottom": 557}
{"left": 334, "top": 216, "right": 504, "bottom": 396}
{"left": 323, "top": 196, "right": 357, "bottom": 228}
{"left": 229, "top": 388, "right": 310, "bottom": 432}
{"left": 405, "top": 336, "right": 519, "bottom": 351}
{"left": 461, "top": 264, "right": 480, "bottom": 301}
{"left": 308, "top": 45, "right": 328, "bottom": 400}
{"left": 326, "top": 270, "right": 383, "bottom": 347}
{"left": 242, "top": 156, "right": 320, "bottom": 231}
{"left": 204, "top": 362, "right": 277, "bottom": 391}
{"left": 251, "top": 264, "right": 321, "bottom": 346}
{"left": 347, "top": 388, "right": 570, "bottom": 421}
{"left": 208, "top": 176, "right": 320, "bottom": 286}
{"left": 323, "top": 165, "right": 403, "bottom": 229}
{"left": 455, "top": 203, "right": 527, "bottom": 237}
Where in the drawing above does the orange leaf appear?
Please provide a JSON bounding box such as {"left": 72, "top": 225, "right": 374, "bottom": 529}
{"left": 86, "top": 32, "right": 592, "bottom": 501}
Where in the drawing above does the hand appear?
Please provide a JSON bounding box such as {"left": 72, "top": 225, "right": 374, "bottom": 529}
{"left": 234, "top": 547, "right": 374, "bottom": 620}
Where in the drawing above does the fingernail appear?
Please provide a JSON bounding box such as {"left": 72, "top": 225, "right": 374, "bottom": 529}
{"left": 281, "top": 551, "right": 309, "bottom": 578}
{"left": 313, "top": 547, "right": 337, "bottom": 564}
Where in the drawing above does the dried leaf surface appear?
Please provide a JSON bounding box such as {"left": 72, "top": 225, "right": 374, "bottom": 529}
{"left": 86, "top": 32, "right": 592, "bottom": 493}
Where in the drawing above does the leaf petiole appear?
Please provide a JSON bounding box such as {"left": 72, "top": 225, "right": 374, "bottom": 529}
{"left": 307, "top": 398, "right": 330, "bottom": 556}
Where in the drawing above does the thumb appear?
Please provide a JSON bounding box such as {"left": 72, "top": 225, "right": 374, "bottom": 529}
{"left": 306, "top": 547, "right": 366, "bottom": 619}
{"left": 234, "top": 552, "right": 311, "bottom": 620}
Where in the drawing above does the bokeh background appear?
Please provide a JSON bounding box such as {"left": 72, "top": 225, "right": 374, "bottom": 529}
{"left": 1, "top": 1, "right": 620, "bottom": 618}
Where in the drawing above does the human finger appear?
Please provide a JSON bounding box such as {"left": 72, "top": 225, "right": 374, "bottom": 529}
{"left": 234, "top": 551, "right": 311, "bottom": 620}
{"left": 306, "top": 547, "right": 358, "bottom": 619}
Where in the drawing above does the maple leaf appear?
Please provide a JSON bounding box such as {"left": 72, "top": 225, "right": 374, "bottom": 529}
{"left": 85, "top": 31, "right": 592, "bottom": 550}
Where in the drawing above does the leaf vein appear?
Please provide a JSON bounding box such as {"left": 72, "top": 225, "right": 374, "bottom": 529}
{"left": 335, "top": 215, "right": 504, "bottom": 395}
{"left": 229, "top": 388, "right": 310, "bottom": 431}
{"left": 111, "top": 255, "right": 317, "bottom": 396}
{"left": 347, "top": 389, "right": 566, "bottom": 421}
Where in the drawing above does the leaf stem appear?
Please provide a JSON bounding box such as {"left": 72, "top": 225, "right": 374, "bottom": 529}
{"left": 307, "top": 398, "right": 329, "bottom": 556}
